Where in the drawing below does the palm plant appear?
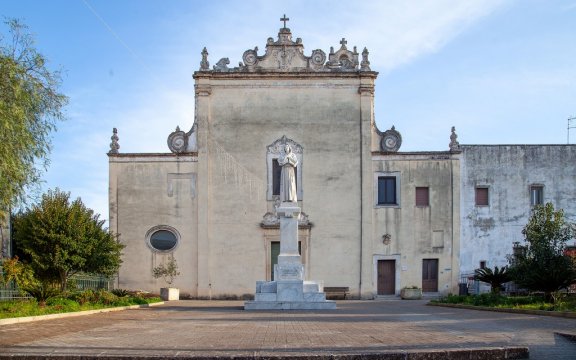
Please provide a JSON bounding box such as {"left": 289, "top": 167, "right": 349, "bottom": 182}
{"left": 474, "top": 266, "right": 511, "bottom": 294}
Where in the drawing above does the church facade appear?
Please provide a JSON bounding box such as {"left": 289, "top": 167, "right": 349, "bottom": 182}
{"left": 108, "top": 22, "right": 576, "bottom": 299}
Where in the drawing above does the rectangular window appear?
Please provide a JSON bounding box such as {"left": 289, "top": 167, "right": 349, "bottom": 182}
{"left": 530, "top": 185, "right": 543, "bottom": 206}
{"left": 415, "top": 187, "right": 429, "bottom": 207}
{"left": 475, "top": 187, "right": 489, "bottom": 206}
{"left": 378, "top": 176, "right": 397, "bottom": 205}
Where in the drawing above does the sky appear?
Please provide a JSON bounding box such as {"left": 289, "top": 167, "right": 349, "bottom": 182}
{"left": 2, "top": 0, "right": 576, "bottom": 222}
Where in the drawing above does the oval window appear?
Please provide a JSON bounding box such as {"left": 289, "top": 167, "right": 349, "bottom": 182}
{"left": 149, "top": 230, "right": 178, "bottom": 251}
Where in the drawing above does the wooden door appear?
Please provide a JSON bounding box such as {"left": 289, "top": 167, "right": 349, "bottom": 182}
{"left": 377, "top": 260, "right": 396, "bottom": 295}
{"left": 422, "top": 259, "right": 439, "bottom": 292}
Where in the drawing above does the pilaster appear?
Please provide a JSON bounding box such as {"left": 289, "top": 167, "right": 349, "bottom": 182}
{"left": 195, "top": 75, "right": 213, "bottom": 298}
{"left": 359, "top": 74, "right": 376, "bottom": 299}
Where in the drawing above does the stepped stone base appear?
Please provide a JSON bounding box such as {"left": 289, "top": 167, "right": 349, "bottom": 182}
{"left": 244, "top": 280, "right": 336, "bottom": 310}
{"left": 244, "top": 300, "right": 336, "bottom": 310}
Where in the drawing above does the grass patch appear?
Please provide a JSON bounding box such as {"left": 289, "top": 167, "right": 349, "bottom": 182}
{"left": 432, "top": 293, "right": 576, "bottom": 312}
{"left": 0, "top": 289, "right": 162, "bottom": 319}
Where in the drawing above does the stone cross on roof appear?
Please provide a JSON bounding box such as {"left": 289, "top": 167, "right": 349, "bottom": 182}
{"left": 280, "top": 14, "right": 289, "bottom": 29}
{"left": 340, "top": 38, "right": 347, "bottom": 47}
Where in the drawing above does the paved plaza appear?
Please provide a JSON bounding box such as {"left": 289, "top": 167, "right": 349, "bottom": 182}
{"left": 0, "top": 300, "right": 574, "bottom": 359}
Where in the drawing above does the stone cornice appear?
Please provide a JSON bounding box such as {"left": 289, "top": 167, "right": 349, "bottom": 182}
{"left": 193, "top": 71, "right": 378, "bottom": 80}
{"left": 108, "top": 153, "right": 198, "bottom": 163}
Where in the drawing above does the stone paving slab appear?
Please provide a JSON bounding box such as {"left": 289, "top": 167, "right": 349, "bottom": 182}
{"left": 0, "top": 300, "right": 574, "bottom": 359}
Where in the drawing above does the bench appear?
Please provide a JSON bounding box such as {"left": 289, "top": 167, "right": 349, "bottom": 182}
{"left": 324, "top": 287, "right": 350, "bottom": 300}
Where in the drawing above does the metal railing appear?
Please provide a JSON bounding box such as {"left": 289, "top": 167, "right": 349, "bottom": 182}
{"left": 70, "top": 273, "right": 114, "bottom": 291}
{"left": 0, "top": 273, "right": 114, "bottom": 301}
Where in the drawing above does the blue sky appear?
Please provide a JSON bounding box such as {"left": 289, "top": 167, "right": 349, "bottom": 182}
{"left": 2, "top": 0, "right": 576, "bottom": 222}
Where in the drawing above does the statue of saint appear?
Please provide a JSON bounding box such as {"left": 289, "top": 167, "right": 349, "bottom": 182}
{"left": 278, "top": 144, "right": 298, "bottom": 203}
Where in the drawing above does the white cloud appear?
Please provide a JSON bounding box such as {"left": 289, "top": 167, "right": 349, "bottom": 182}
{"left": 41, "top": 0, "right": 515, "bottom": 222}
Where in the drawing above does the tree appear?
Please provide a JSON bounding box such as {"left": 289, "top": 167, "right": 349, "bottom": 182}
{"left": 0, "top": 256, "right": 36, "bottom": 290}
{"left": 508, "top": 203, "right": 576, "bottom": 302}
{"left": 473, "top": 266, "right": 511, "bottom": 294}
{"left": 0, "top": 256, "right": 59, "bottom": 304}
{"left": 13, "top": 189, "right": 124, "bottom": 291}
{"left": 152, "top": 257, "right": 180, "bottom": 286}
{"left": 0, "top": 19, "right": 68, "bottom": 221}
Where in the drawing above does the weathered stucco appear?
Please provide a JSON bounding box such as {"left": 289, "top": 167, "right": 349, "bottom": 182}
{"left": 108, "top": 24, "right": 576, "bottom": 300}
{"left": 109, "top": 154, "right": 199, "bottom": 294}
{"left": 107, "top": 23, "right": 469, "bottom": 299}
{"left": 370, "top": 153, "right": 460, "bottom": 296}
{"left": 459, "top": 145, "right": 576, "bottom": 275}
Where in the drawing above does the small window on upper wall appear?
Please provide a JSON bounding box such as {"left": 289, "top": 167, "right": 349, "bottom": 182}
{"left": 375, "top": 172, "right": 401, "bottom": 207}
{"left": 415, "top": 187, "right": 429, "bottom": 207}
{"left": 378, "top": 176, "right": 397, "bottom": 205}
{"left": 530, "top": 185, "right": 544, "bottom": 206}
{"left": 475, "top": 187, "right": 489, "bottom": 206}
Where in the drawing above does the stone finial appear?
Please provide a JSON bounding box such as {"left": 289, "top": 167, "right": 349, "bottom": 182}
{"left": 200, "top": 47, "right": 209, "bottom": 70}
{"left": 108, "top": 128, "right": 119, "bottom": 154}
{"left": 449, "top": 126, "right": 461, "bottom": 152}
{"left": 361, "top": 47, "right": 371, "bottom": 71}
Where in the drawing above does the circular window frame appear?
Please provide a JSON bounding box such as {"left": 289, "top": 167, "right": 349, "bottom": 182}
{"left": 145, "top": 225, "right": 180, "bottom": 253}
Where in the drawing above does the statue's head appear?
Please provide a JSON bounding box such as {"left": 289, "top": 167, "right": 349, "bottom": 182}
{"left": 284, "top": 144, "right": 291, "bottom": 154}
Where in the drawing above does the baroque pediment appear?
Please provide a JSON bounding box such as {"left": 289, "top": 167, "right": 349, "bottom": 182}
{"left": 198, "top": 16, "right": 372, "bottom": 73}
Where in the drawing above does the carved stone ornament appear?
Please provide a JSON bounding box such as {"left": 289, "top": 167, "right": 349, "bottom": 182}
{"left": 266, "top": 135, "right": 303, "bottom": 155}
{"left": 298, "top": 212, "right": 310, "bottom": 226}
{"left": 197, "top": 16, "right": 371, "bottom": 73}
{"left": 360, "top": 47, "right": 371, "bottom": 71}
{"left": 449, "top": 126, "right": 461, "bottom": 152}
{"left": 200, "top": 47, "right": 209, "bottom": 71}
{"left": 167, "top": 126, "right": 187, "bottom": 153}
{"left": 261, "top": 212, "right": 280, "bottom": 226}
{"left": 108, "top": 128, "right": 120, "bottom": 154}
{"left": 382, "top": 234, "right": 392, "bottom": 245}
{"left": 327, "top": 38, "right": 359, "bottom": 70}
{"left": 260, "top": 211, "right": 310, "bottom": 227}
{"left": 380, "top": 126, "right": 402, "bottom": 152}
{"left": 167, "top": 123, "right": 198, "bottom": 153}
{"left": 213, "top": 58, "right": 230, "bottom": 72}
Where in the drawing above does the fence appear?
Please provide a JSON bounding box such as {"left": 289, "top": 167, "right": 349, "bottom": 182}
{"left": 0, "top": 284, "right": 33, "bottom": 301}
{"left": 71, "top": 274, "right": 114, "bottom": 291}
{"left": 0, "top": 273, "right": 114, "bottom": 301}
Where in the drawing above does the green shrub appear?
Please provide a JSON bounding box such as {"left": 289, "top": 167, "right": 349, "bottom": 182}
{"left": 68, "top": 289, "right": 96, "bottom": 305}
{"left": 95, "top": 289, "right": 118, "bottom": 305}
{"left": 46, "top": 297, "right": 80, "bottom": 312}
{"left": 23, "top": 283, "right": 61, "bottom": 305}
{"left": 111, "top": 288, "right": 129, "bottom": 297}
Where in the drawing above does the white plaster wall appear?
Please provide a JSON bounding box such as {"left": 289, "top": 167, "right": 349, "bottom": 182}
{"left": 459, "top": 145, "right": 576, "bottom": 275}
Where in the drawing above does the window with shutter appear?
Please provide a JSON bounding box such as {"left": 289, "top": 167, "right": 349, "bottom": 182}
{"left": 415, "top": 187, "right": 429, "bottom": 207}
{"left": 475, "top": 187, "right": 489, "bottom": 206}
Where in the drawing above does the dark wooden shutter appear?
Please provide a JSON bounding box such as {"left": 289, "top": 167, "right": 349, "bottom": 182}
{"left": 415, "top": 187, "right": 429, "bottom": 206}
{"left": 475, "top": 187, "right": 489, "bottom": 206}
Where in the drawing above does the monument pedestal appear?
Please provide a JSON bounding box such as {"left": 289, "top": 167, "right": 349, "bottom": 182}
{"left": 245, "top": 203, "right": 335, "bottom": 310}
